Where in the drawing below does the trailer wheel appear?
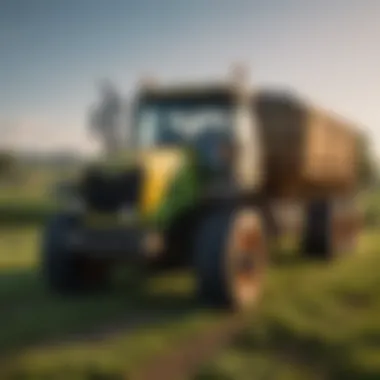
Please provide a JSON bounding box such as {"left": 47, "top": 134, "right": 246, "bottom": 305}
{"left": 41, "top": 214, "right": 109, "bottom": 294}
{"left": 194, "top": 208, "right": 268, "bottom": 311}
{"left": 301, "top": 200, "right": 360, "bottom": 259}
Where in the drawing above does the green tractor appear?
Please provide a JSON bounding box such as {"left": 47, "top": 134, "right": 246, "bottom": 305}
{"left": 41, "top": 71, "right": 362, "bottom": 311}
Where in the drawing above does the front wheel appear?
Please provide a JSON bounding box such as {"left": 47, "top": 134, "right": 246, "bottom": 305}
{"left": 41, "top": 214, "right": 109, "bottom": 294}
{"left": 194, "top": 207, "right": 268, "bottom": 311}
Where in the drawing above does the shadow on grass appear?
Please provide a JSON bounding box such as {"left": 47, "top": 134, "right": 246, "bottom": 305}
{"left": 0, "top": 265, "right": 201, "bottom": 358}
{"left": 2, "top": 258, "right": 259, "bottom": 380}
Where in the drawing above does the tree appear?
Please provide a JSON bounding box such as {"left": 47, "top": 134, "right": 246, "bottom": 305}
{"left": 89, "top": 80, "right": 124, "bottom": 156}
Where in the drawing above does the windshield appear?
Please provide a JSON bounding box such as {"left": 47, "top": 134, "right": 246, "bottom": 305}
{"left": 135, "top": 101, "right": 233, "bottom": 149}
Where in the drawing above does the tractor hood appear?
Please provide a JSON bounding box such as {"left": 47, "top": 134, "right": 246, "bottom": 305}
{"left": 81, "top": 148, "right": 200, "bottom": 228}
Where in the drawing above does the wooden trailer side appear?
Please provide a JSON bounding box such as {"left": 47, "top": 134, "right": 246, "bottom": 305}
{"left": 255, "top": 93, "right": 306, "bottom": 197}
{"left": 254, "top": 91, "right": 359, "bottom": 199}
{"left": 301, "top": 107, "right": 358, "bottom": 192}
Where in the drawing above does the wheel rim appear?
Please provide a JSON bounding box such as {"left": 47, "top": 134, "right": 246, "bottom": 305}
{"left": 226, "top": 210, "right": 267, "bottom": 309}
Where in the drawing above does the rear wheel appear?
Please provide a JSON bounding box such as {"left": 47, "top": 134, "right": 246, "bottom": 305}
{"left": 41, "top": 214, "right": 109, "bottom": 294}
{"left": 194, "top": 207, "right": 268, "bottom": 311}
{"left": 301, "top": 199, "right": 360, "bottom": 260}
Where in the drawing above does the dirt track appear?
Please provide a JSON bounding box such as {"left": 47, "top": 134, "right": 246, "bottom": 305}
{"left": 132, "top": 312, "right": 248, "bottom": 380}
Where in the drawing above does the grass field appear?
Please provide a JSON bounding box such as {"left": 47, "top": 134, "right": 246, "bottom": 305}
{"left": 0, "top": 169, "right": 222, "bottom": 379}
{"left": 195, "top": 228, "right": 380, "bottom": 380}
{"left": 0, "top": 169, "right": 379, "bottom": 379}
{"left": 0, "top": 168, "right": 57, "bottom": 226}
{"left": 0, "top": 224, "right": 223, "bottom": 379}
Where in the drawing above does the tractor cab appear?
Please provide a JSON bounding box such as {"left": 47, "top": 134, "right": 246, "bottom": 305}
{"left": 132, "top": 78, "right": 263, "bottom": 190}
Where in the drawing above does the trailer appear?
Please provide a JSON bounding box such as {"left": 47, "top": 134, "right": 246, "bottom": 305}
{"left": 41, "top": 70, "right": 362, "bottom": 311}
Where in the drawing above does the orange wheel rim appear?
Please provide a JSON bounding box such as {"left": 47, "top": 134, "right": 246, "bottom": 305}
{"left": 226, "top": 210, "right": 266, "bottom": 309}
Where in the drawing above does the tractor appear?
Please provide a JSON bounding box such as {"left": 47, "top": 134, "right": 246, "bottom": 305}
{"left": 41, "top": 69, "right": 362, "bottom": 310}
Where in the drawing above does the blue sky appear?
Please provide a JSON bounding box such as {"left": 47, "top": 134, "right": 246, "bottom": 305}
{"left": 1, "top": 0, "right": 379, "bottom": 157}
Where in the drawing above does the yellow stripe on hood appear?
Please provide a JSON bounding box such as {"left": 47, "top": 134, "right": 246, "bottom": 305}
{"left": 139, "top": 149, "right": 185, "bottom": 216}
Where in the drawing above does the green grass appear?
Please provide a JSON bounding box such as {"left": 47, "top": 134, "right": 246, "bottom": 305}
{"left": 0, "top": 167, "right": 59, "bottom": 225}
{"left": 0, "top": 204, "right": 55, "bottom": 226}
{"left": 0, "top": 176, "right": 379, "bottom": 380}
{"left": 2, "top": 226, "right": 379, "bottom": 380}
{"left": 195, "top": 228, "right": 380, "bottom": 380}
{"left": 0, "top": 225, "right": 221, "bottom": 380}
{"left": 0, "top": 167, "right": 223, "bottom": 379}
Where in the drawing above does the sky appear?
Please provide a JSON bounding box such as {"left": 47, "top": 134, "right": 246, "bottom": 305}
{"left": 0, "top": 0, "right": 379, "bottom": 158}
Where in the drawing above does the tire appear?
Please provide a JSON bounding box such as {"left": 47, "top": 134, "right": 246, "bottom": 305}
{"left": 41, "top": 214, "right": 109, "bottom": 294}
{"left": 194, "top": 207, "right": 268, "bottom": 311}
{"left": 301, "top": 201, "right": 330, "bottom": 259}
{"left": 301, "top": 199, "right": 360, "bottom": 260}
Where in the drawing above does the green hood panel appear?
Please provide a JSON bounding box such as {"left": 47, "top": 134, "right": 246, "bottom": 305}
{"left": 84, "top": 148, "right": 202, "bottom": 230}
{"left": 151, "top": 153, "right": 201, "bottom": 230}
